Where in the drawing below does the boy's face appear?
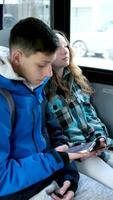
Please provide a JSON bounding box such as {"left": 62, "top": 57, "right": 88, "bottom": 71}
{"left": 11, "top": 50, "right": 56, "bottom": 85}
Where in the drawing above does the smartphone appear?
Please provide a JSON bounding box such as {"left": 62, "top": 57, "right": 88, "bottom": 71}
{"left": 67, "top": 140, "right": 113, "bottom": 154}
{"left": 67, "top": 141, "right": 96, "bottom": 153}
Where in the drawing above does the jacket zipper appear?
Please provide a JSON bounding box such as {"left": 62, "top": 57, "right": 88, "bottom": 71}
{"left": 32, "top": 107, "right": 39, "bottom": 151}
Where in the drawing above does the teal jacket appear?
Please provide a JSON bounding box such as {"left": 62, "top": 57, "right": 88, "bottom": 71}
{"left": 46, "top": 68, "right": 113, "bottom": 146}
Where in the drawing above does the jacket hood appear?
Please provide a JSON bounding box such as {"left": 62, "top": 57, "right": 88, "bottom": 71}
{"left": 0, "top": 46, "right": 24, "bottom": 81}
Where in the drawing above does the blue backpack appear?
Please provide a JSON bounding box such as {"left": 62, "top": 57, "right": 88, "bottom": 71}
{"left": 0, "top": 89, "right": 15, "bottom": 125}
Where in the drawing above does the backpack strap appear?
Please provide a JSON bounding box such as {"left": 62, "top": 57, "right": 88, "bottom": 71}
{"left": 0, "top": 89, "right": 15, "bottom": 125}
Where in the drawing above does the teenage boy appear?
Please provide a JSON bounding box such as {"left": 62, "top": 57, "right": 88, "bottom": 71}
{"left": 0, "top": 17, "right": 79, "bottom": 200}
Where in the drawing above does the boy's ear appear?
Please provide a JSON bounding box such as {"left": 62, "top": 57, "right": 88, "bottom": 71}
{"left": 11, "top": 50, "right": 23, "bottom": 66}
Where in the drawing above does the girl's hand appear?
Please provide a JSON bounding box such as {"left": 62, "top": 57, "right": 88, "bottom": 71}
{"left": 99, "top": 137, "right": 106, "bottom": 148}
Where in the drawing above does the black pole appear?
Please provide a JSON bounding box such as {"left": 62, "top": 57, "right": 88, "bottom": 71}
{"left": 50, "top": 0, "right": 70, "bottom": 41}
{"left": 0, "top": 4, "right": 3, "bottom": 30}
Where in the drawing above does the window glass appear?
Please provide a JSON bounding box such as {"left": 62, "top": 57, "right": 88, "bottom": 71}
{"left": 70, "top": 0, "right": 113, "bottom": 70}
{"left": 2, "top": 0, "right": 50, "bottom": 29}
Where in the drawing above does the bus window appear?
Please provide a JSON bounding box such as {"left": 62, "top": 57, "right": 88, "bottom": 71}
{"left": 70, "top": 0, "right": 113, "bottom": 70}
{"left": 2, "top": 0, "right": 50, "bottom": 29}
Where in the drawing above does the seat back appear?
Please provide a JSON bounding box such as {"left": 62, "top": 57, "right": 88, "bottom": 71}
{"left": 92, "top": 82, "right": 113, "bottom": 139}
{"left": 0, "top": 28, "right": 10, "bottom": 47}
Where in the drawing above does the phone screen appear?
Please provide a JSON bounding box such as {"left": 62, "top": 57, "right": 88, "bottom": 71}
{"left": 67, "top": 142, "right": 96, "bottom": 153}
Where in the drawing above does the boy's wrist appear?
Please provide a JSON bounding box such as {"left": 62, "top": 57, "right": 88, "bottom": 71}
{"left": 58, "top": 152, "right": 70, "bottom": 165}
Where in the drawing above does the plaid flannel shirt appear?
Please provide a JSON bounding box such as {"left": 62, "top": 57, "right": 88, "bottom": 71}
{"left": 47, "top": 69, "right": 113, "bottom": 146}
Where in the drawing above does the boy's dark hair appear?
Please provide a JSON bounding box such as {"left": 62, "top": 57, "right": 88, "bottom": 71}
{"left": 9, "top": 17, "right": 59, "bottom": 55}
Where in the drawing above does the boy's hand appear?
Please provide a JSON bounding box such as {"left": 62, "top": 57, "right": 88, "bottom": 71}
{"left": 68, "top": 151, "right": 97, "bottom": 160}
{"left": 51, "top": 180, "right": 74, "bottom": 200}
{"left": 55, "top": 144, "right": 97, "bottom": 160}
{"left": 55, "top": 145, "right": 69, "bottom": 152}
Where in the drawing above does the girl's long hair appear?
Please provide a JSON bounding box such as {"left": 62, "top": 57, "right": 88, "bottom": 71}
{"left": 46, "top": 30, "right": 94, "bottom": 99}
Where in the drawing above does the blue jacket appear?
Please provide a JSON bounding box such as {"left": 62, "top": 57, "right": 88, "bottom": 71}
{"left": 0, "top": 53, "right": 78, "bottom": 197}
{"left": 0, "top": 75, "right": 68, "bottom": 196}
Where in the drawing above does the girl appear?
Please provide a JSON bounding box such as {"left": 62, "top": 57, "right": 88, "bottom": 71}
{"left": 46, "top": 30, "right": 113, "bottom": 190}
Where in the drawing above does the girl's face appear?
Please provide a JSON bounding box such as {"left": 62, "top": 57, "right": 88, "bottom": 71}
{"left": 52, "top": 33, "right": 70, "bottom": 69}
